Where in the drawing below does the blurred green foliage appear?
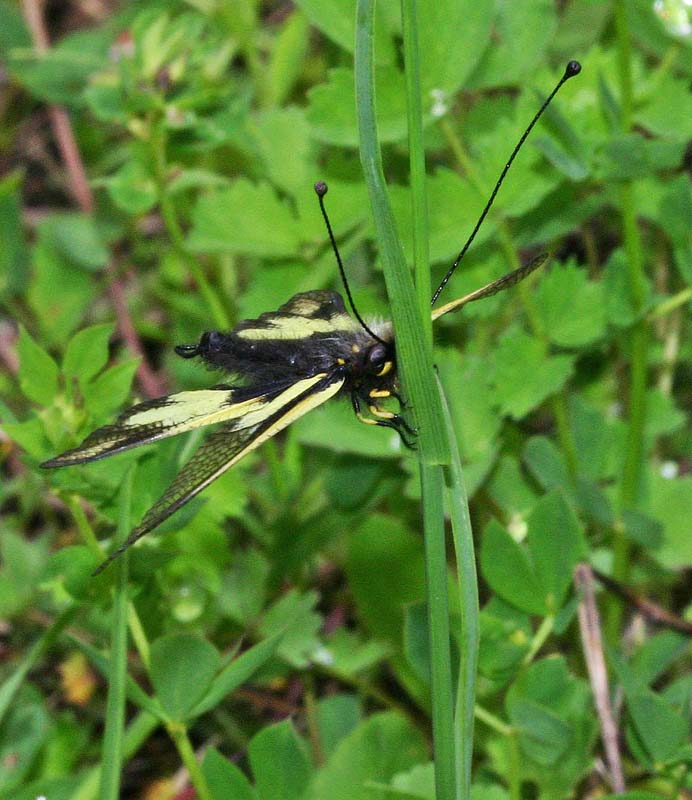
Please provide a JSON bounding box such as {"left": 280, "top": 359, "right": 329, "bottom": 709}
{"left": 0, "top": 0, "right": 690, "bottom": 798}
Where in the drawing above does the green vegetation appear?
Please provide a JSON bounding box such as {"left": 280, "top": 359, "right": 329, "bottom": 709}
{"left": 1, "top": 1, "right": 690, "bottom": 798}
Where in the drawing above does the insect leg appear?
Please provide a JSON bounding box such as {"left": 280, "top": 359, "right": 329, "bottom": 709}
{"left": 352, "top": 394, "right": 416, "bottom": 449}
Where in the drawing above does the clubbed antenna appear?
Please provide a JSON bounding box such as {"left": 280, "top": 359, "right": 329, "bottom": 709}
{"left": 431, "top": 60, "right": 582, "bottom": 306}
{"left": 315, "top": 181, "right": 387, "bottom": 344}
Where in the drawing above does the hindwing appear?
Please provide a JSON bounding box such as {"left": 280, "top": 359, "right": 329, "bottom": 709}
{"left": 86, "top": 372, "right": 345, "bottom": 573}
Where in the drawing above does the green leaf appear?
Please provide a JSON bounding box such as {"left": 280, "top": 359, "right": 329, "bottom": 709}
{"left": 506, "top": 657, "right": 586, "bottom": 767}
{"left": 601, "top": 794, "right": 668, "bottom": 800}
{"left": 492, "top": 329, "right": 574, "bottom": 419}
{"left": 187, "top": 180, "right": 301, "bottom": 256}
{"left": 247, "top": 107, "right": 314, "bottom": 196}
{"left": 264, "top": 9, "right": 310, "bottom": 107}
{"left": 17, "top": 325, "right": 59, "bottom": 405}
{"left": 203, "top": 748, "right": 255, "bottom": 800}
{"left": 248, "top": 719, "right": 312, "bottom": 800}
{"left": 347, "top": 515, "right": 427, "bottom": 646}
{"left": 628, "top": 690, "right": 689, "bottom": 763}
{"left": 466, "top": 0, "right": 557, "bottom": 88}
{"left": 417, "top": 1, "right": 494, "bottom": 94}
{"left": 527, "top": 492, "right": 586, "bottom": 614}
{"left": 0, "top": 532, "right": 47, "bottom": 617}
{"left": 535, "top": 262, "right": 606, "bottom": 347}
{"left": 149, "top": 634, "right": 220, "bottom": 720}
{"left": 0, "top": 171, "right": 29, "bottom": 297}
{"left": 218, "top": 548, "right": 269, "bottom": 625}
{"left": 190, "top": 634, "right": 283, "bottom": 718}
{"left": 630, "top": 631, "right": 689, "bottom": 688}
{"left": 603, "top": 248, "right": 650, "bottom": 328}
{"left": 403, "top": 602, "right": 431, "bottom": 686}
{"left": 508, "top": 696, "right": 572, "bottom": 765}
{"left": 523, "top": 436, "right": 571, "bottom": 491}
{"left": 42, "top": 214, "right": 109, "bottom": 271}
{"left": 480, "top": 520, "right": 546, "bottom": 616}
{"left": 0, "top": 689, "right": 50, "bottom": 793}
{"left": 27, "top": 239, "right": 93, "bottom": 346}
{"left": 316, "top": 694, "right": 361, "bottom": 760}
{"left": 8, "top": 27, "right": 110, "bottom": 104}
{"left": 306, "top": 67, "right": 409, "bottom": 147}
{"left": 487, "top": 455, "right": 538, "bottom": 519}
{"left": 437, "top": 350, "right": 502, "bottom": 489}
{"left": 62, "top": 324, "right": 114, "bottom": 389}
{"left": 2, "top": 417, "right": 49, "bottom": 460}
{"left": 478, "top": 601, "right": 531, "bottom": 684}
{"left": 637, "top": 72, "right": 692, "bottom": 139}
{"left": 82, "top": 357, "right": 140, "bottom": 419}
{"left": 103, "top": 160, "right": 158, "bottom": 215}
{"left": 595, "top": 134, "right": 686, "bottom": 180}
{"left": 258, "top": 589, "right": 321, "bottom": 668}
{"left": 391, "top": 761, "right": 435, "bottom": 799}
{"left": 658, "top": 175, "right": 692, "bottom": 285}
{"left": 649, "top": 472, "right": 692, "bottom": 569}
{"left": 307, "top": 713, "right": 428, "bottom": 800}
{"left": 294, "top": 0, "right": 397, "bottom": 64}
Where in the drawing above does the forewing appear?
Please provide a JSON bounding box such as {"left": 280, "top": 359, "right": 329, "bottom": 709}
{"left": 92, "top": 371, "right": 345, "bottom": 574}
{"left": 234, "top": 290, "right": 360, "bottom": 341}
{"left": 41, "top": 386, "right": 288, "bottom": 467}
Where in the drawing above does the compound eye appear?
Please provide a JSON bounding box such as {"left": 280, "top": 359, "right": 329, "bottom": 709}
{"left": 367, "top": 343, "right": 393, "bottom": 377}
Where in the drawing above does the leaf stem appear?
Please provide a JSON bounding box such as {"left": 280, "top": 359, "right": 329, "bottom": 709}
{"left": 608, "top": 0, "right": 649, "bottom": 642}
{"left": 99, "top": 468, "right": 133, "bottom": 800}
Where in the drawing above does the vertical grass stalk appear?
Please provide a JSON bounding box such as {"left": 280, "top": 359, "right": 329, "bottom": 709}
{"left": 438, "top": 380, "right": 479, "bottom": 799}
{"left": 608, "top": 0, "right": 649, "bottom": 641}
{"left": 355, "top": 1, "right": 468, "bottom": 797}
{"left": 99, "top": 467, "right": 133, "bottom": 800}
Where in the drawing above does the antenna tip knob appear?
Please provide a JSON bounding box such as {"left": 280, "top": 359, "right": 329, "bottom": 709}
{"left": 314, "top": 181, "right": 328, "bottom": 197}
{"left": 564, "top": 60, "right": 581, "bottom": 79}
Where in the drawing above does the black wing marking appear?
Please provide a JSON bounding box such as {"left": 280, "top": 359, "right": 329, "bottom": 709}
{"left": 40, "top": 385, "right": 291, "bottom": 467}
{"left": 92, "top": 371, "right": 345, "bottom": 574}
{"left": 234, "top": 290, "right": 360, "bottom": 341}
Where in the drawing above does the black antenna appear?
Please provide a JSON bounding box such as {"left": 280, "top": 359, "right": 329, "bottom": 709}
{"left": 314, "top": 181, "right": 387, "bottom": 345}
{"left": 431, "top": 60, "right": 582, "bottom": 307}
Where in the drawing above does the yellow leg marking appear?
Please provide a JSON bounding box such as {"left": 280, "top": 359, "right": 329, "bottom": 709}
{"left": 356, "top": 411, "right": 379, "bottom": 426}
{"left": 369, "top": 389, "right": 391, "bottom": 399}
{"left": 369, "top": 405, "right": 395, "bottom": 420}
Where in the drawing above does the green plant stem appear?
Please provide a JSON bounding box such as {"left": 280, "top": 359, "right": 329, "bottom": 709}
{"left": 152, "top": 123, "right": 230, "bottom": 330}
{"left": 99, "top": 469, "right": 133, "bottom": 800}
{"left": 67, "top": 494, "right": 103, "bottom": 559}
{"left": 421, "top": 461, "right": 458, "bottom": 800}
{"left": 648, "top": 287, "right": 692, "bottom": 321}
{"left": 474, "top": 705, "right": 511, "bottom": 736}
{"left": 608, "top": 0, "right": 649, "bottom": 642}
{"left": 127, "top": 603, "right": 151, "bottom": 672}
{"left": 167, "top": 721, "right": 213, "bottom": 800}
{"left": 400, "top": 0, "right": 432, "bottom": 342}
{"left": 439, "top": 380, "right": 478, "bottom": 800}
{"left": 507, "top": 732, "right": 522, "bottom": 800}
{"left": 355, "top": 2, "right": 458, "bottom": 798}
{"left": 354, "top": 0, "right": 447, "bottom": 465}
{"left": 0, "top": 605, "right": 79, "bottom": 728}
{"left": 522, "top": 615, "right": 554, "bottom": 666}
{"left": 74, "top": 712, "right": 160, "bottom": 800}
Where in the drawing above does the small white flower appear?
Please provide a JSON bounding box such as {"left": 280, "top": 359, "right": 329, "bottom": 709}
{"left": 430, "top": 89, "right": 449, "bottom": 119}
{"left": 660, "top": 460, "right": 678, "bottom": 479}
{"left": 311, "top": 646, "right": 334, "bottom": 666}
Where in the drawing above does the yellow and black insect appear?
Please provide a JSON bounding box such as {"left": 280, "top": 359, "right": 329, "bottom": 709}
{"left": 42, "top": 61, "right": 581, "bottom": 573}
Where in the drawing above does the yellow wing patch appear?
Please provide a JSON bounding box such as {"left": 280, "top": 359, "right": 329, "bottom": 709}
{"left": 92, "top": 372, "right": 345, "bottom": 574}
{"left": 41, "top": 377, "right": 331, "bottom": 467}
